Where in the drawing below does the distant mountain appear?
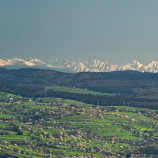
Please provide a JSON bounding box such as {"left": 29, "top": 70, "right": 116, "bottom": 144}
{"left": 1, "top": 57, "right": 158, "bottom": 73}
{"left": 0, "top": 57, "right": 53, "bottom": 69}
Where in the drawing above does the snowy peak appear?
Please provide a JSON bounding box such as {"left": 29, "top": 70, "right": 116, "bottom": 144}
{"left": 0, "top": 57, "right": 50, "bottom": 68}
{"left": 47, "top": 59, "right": 158, "bottom": 73}
{"left": 1, "top": 57, "right": 158, "bottom": 73}
{"left": 144, "top": 60, "right": 158, "bottom": 72}
{"left": 118, "top": 60, "right": 143, "bottom": 71}
{"left": 131, "top": 60, "right": 143, "bottom": 69}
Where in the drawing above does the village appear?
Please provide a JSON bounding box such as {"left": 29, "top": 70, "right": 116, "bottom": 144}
{"left": 0, "top": 93, "right": 157, "bottom": 157}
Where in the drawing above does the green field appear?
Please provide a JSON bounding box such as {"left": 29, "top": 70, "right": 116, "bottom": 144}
{"left": 0, "top": 92, "right": 157, "bottom": 157}
{"left": 40, "top": 97, "right": 91, "bottom": 106}
{"left": 0, "top": 92, "right": 19, "bottom": 100}
{"left": 45, "top": 86, "right": 112, "bottom": 96}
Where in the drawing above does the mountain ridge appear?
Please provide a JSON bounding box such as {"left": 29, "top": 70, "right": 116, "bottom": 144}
{"left": 1, "top": 68, "right": 158, "bottom": 97}
{"left": 1, "top": 57, "right": 158, "bottom": 73}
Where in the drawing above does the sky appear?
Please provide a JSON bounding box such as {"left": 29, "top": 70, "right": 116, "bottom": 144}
{"left": 1, "top": 0, "right": 158, "bottom": 64}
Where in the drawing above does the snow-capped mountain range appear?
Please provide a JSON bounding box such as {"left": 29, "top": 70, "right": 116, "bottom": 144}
{"left": 1, "top": 57, "right": 158, "bottom": 73}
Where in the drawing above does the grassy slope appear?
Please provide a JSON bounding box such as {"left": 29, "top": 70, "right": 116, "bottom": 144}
{"left": 45, "top": 86, "right": 112, "bottom": 96}
{"left": 0, "top": 91, "right": 157, "bottom": 157}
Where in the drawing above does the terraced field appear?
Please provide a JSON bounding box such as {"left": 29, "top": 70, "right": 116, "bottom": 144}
{"left": 0, "top": 92, "right": 157, "bottom": 157}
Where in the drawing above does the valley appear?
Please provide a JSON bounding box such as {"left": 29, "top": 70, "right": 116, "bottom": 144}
{"left": 1, "top": 0, "right": 158, "bottom": 157}
{"left": 0, "top": 68, "right": 158, "bottom": 157}
{"left": 0, "top": 92, "right": 158, "bottom": 157}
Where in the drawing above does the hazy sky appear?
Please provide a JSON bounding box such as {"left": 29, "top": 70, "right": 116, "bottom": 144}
{"left": 1, "top": 0, "right": 158, "bottom": 64}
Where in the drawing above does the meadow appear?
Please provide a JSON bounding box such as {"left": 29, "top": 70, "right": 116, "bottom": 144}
{"left": 45, "top": 86, "right": 112, "bottom": 96}
{"left": 0, "top": 91, "right": 157, "bottom": 157}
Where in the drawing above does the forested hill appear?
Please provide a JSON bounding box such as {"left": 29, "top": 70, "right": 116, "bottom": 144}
{"left": 1, "top": 68, "right": 158, "bottom": 94}
{"left": 0, "top": 68, "right": 74, "bottom": 85}
{"left": 1, "top": 68, "right": 158, "bottom": 109}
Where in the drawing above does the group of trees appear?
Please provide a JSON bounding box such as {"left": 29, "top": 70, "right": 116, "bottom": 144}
{"left": 34, "top": 89, "right": 158, "bottom": 110}
{"left": 1, "top": 79, "right": 158, "bottom": 110}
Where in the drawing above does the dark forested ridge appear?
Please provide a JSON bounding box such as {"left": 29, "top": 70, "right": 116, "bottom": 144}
{"left": 1, "top": 68, "right": 158, "bottom": 109}
{"left": 1, "top": 68, "right": 158, "bottom": 96}
{"left": 0, "top": 68, "right": 74, "bottom": 86}
{"left": 1, "top": 68, "right": 158, "bottom": 90}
